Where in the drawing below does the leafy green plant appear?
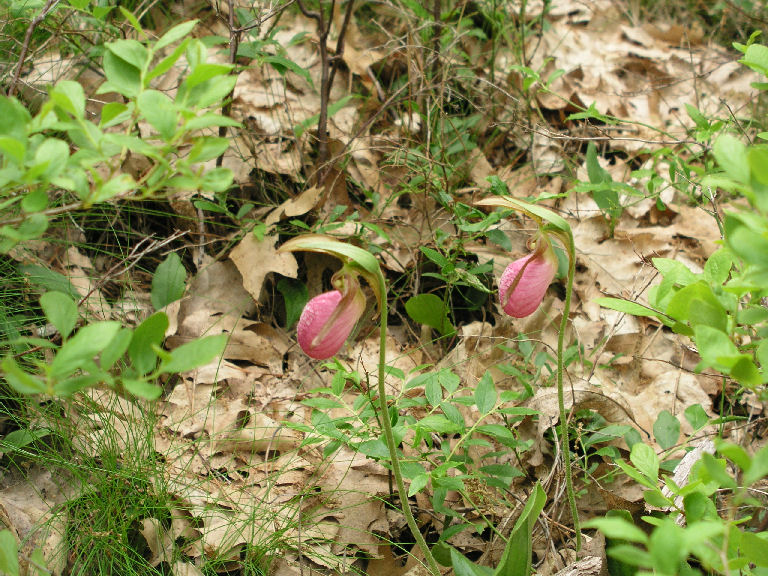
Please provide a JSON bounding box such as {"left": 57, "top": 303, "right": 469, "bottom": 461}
{"left": 0, "top": 18, "right": 238, "bottom": 253}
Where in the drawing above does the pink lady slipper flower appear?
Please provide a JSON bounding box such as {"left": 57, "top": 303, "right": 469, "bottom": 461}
{"left": 499, "top": 235, "right": 558, "bottom": 318}
{"left": 297, "top": 272, "right": 366, "bottom": 359}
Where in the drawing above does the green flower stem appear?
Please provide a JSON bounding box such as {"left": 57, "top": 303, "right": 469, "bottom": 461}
{"left": 557, "top": 232, "right": 581, "bottom": 551}
{"left": 376, "top": 275, "right": 442, "bottom": 576}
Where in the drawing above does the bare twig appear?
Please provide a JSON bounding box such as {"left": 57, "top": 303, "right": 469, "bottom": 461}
{"left": 7, "top": 0, "right": 60, "bottom": 97}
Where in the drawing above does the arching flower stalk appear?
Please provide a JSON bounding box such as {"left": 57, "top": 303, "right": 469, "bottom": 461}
{"left": 476, "top": 196, "right": 582, "bottom": 551}
{"left": 278, "top": 235, "right": 442, "bottom": 576}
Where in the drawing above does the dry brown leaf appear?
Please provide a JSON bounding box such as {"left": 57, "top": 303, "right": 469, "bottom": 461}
{"left": 229, "top": 233, "right": 298, "bottom": 301}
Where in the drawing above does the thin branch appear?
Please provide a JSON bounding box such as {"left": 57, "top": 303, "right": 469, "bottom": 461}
{"left": 7, "top": 0, "right": 60, "bottom": 97}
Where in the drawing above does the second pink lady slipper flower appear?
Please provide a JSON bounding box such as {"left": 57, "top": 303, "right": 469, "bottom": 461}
{"left": 498, "top": 234, "right": 558, "bottom": 318}
{"left": 296, "top": 271, "right": 366, "bottom": 359}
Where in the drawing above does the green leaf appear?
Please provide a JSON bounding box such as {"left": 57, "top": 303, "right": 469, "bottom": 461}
{"left": 495, "top": 483, "right": 546, "bottom": 576}
{"left": 704, "top": 248, "right": 732, "bottom": 285}
{"left": 451, "top": 548, "right": 494, "bottom": 576}
{"left": 151, "top": 253, "right": 186, "bottom": 310}
{"left": 99, "top": 49, "right": 142, "bottom": 97}
{"left": 129, "top": 312, "right": 169, "bottom": 375}
{"left": 740, "top": 532, "right": 768, "bottom": 566}
{"left": 19, "top": 265, "right": 80, "bottom": 298}
{"left": 159, "top": 333, "right": 227, "bottom": 374}
{"left": 200, "top": 167, "right": 233, "bottom": 192}
{"left": 693, "top": 325, "right": 740, "bottom": 372}
{"left": 593, "top": 297, "right": 672, "bottom": 326}
{"left": 653, "top": 410, "right": 680, "bottom": 450}
{"left": 405, "top": 293, "right": 455, "bottom": 337}
{"left": 186, "top": 136, "right": 229, "bottom": 164}
{"left": 583, "top": 517, "right": 648, "bottom": 544}
{"left": 99, "top": 327, "right": 132, "bottom": 370}
{"left": 630, "top": 443, "right": 659, "bottom": 482}
{"left": 122, "top": 378, "right": 163, "bottom": 400}
{"left": 277, "top": 278, "right": 308, "bottom": 329}
{"left": 137, "top": 90, "right": 177, "bottom": 140}
{"left": 474, "top": 371, "right": 496, "bottom": 414}
{"left": 684, "top": 404, "right": 709, "bottom": 431}
{"left": 155, "top": 19, "right": 198, "bottom": 51}
{"left": 50, "top": 80, "right": 86, "bottom": 118}
{"left": 586, "top": 142, "right": 611, "bottom": 184}
{"left": 1, "top": 356, "right": 47, "bottom": 394}
{"left": 0, "top": 530, "right": 20, "bottom": 576}
{"left": 40, "top": 291, "right": 78, "bottom": 339}
{"left": 408, "top": 473, "right": 429, "bottom": 497}
{"left": 0, "top": 428, "right": 50, "bottom": 452}
{"left": 357, "top": 438, "right": 390, "bottom": 460}
{"left": 0, "top": 95, "right": 31, "bottom": 142}
{"left": 413, "top": 414, "right": 462, "bottom": 434}
{"left": 713, "top": 134, "right": 750, "bottom": 184}
{"left": 744, "top": 444, "right": 768, "bottom": 485}
{"left": 50, "top": 321, "right": 122, "bottom": 379}
{"left": 33, "top": 138, "right": 69, "bottom": 180}
{"left": 89, "top": 173, "right": 136, "bottom": 204}
{"left": 649, "top": 520, "right": 686, "bottom": 575}
{"left": 107, "top": 39, "right": 150, "bottom": 71}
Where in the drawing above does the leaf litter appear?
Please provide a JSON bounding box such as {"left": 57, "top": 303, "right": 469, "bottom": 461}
{"left": 2, "top": 0, "right": 765, "bottom": 573}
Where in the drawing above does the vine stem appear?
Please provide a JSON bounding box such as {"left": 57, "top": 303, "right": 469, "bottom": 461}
{"left": 557, "top": 232, "right": 581, "bottom": 551}
{"left": 376, "top": 275, "right": 442, "bottom": 576}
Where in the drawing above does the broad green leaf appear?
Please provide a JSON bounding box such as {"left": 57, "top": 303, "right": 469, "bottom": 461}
{"left": 137, "top": 90, "right": 177, "bottom": 140}
{"left": 0, "top": 530, "right": 20, "bottom": 576}
{"left": 704, "top": 248, "right": 732, "bottom": 285}
{"left": 412, "top": 414, "right": 462, "bottom": 434}
{"left": 0, "top": 428, "right": 50, "bottom": 452}
{"left": 122, "top": 378, "right": 163, "bottom": 400}
{"left": 653, "top": 410, "right": 680, "bottom": 450}
{"left": 182, "top": 75, "right": 237, "bottom": 109}
{"left": 186, "top": 136, "right": 229, "bottom": 164}
{"left": 277, "top": 278, "right": 308, "bottom": 329}
{"left": 684, "top": 404, "right": 709, "bottom": 431}
{"left": 89, "top": 173, "right": 136, "bottom": 204}
{"left": 408, "top": 473, "right": 429, "bottom": 497}
{"left": 451, "top": 548, "right": 493, "bottom": 576}
{"left": 40, "top": 291, "right": 78, "bottom": 339}
{"left": 693, "top": 325, "right": 739, "bottom": 372}
{"left": 405, "top": 293, "right": 455, "bottom": 337}
{"left": 50, "top": 321, "right": 122, "bottom": 378}
{"left": 1, "top": 356, "right": 47, "bottom": 394}
{"left": 357, "top": 438, "right": 390, "bottom": 460}
{"left": 200, "top": 167, "right": 233, "bottom": 192}
{"left": 50, "top": 80, "right": 85, "bottom": 118}
{"left": 159, "top": 333, "right": 227, "bottom": 374}
{"left": 495, "top": 483, "right": 546, "bottom": 576}
{"left": 151, "top": 253, "right": 186, "bottom": 310}
{"left": 744, "top": 444, "right": 768, "bottom": 485}
{"left": 107, "top": 39, "right": 150, "bottom": 71}
{"left": 99, "top": 50, "right": 142, "bottom": 97}
{"left": 19, "top": 264, "right": 80, "bottom": 297}
{"left": 649, "top": 520, "right": 686, "bottom": 575}
{"left": 583, "top": 517, "right": 648, "bottom": 544}
{"left": 129, "top": 312, "right": 169, "bottom": 375}
{"left": 740, "top": 532, "right": 768, "bottom": 566}
{"left": 155, "top": 19, "right": 198, "bottom": 51}
{"left": 33, "top": 138, "right": 69, "bottom": 180}
{"left": 99, "top": 327, "right": 132, "bottom": 370}
{"left": 630, "top": 443, "right": 659, "bottom": 482}
{"left": 474, "top": 371, "right": 496, "bottom": 414}
{"left": 713, "top": 134, "right": 749, "bottom": 184}
{"left": 0, "top": 95, "right": 31, "bottom": 142}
